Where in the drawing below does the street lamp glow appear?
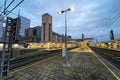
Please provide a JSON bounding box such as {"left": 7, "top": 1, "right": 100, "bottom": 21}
{"left": 13, "top": 44, "right": 19, "bottom": 47}
{"left": 58, "top": 6, "right": 75, "bottom": 14}
{"left": 58, "top": 11, "right": 62, "bottom": 14}
{"left": 0, "top": 44, "right": 3, "bottom": 47}
{"left": 69, "top": 6, "right": 74, "bottom": 11}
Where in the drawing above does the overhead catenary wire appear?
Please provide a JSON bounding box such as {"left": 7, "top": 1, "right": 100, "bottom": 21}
{"left": 1, "top": 8, "right": 41, "bottom": 27}
{"left": 0, "top": 0, "right": 24, "bottom": 22}
{"left": 89, "top": 0, "right": 120, "bottom": 42}
{"left": 96, "top": 11, "right": 120, "bottom": 34}
{"left": 0, "top": 0, "right": 9, "bottom": 11}
{"left": 0, "top": 2, "right": 40, "bottom": 27}
{"left": 73, "top": 0, "right": 120, "bottom": 36}
{"left": 93, "top": 0, "right": 120, "bottom": 35}
{"left": 103, "top": 13, "right": 120, "bottom": 31}
{"left": 2, "top": 0, "right": 15, "bottom": 15}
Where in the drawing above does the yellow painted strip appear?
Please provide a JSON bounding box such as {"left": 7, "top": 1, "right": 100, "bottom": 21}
{"left": 92, "top": 52, "right": 120, "bottom": 80}
{"left": 11, "top": 56, "right": 54, "bottom": 74}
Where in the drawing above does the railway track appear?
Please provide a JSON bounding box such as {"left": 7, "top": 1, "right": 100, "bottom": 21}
{"left": 10, "top": 48, "right": 76, "bottom": 70}
{"left": 10, "top": 49, "right": 61, "bottom": 70}
{"left": 89, "top": 46, "right": 120, "bottom": 69}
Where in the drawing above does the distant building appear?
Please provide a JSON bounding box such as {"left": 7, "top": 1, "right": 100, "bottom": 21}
{"left": 41, "top": 13, "right": 52, "bottom": 42}
{"left": 110, "top": 30, "right": 114, "bottom": 40}
{"left": 67, "top": 36, "right": 72, "bottom": 42}
{"left": 24, "top": 28, "right": 33, "bottom": 42}
{"left": 19, "top": 16, "right": 30, "bottom": 37}
{"left": 32, "top": 26, "right": 42, "bottom": 42}
{"left": 28, "top": 28, "right": 34, "bottom": 37}
{"left": 0, "top": 15, "right": 30, "bottom": 42}
{"left": 52, "top": 32, "right": 64, "bottom": 42}
{"left": 82, "top": 33, "right": 84, "bottom": 41}
{"left": 52, "top": 32, "right": 72, "bottom": 43}
{"left": 33, "top": 26, "right": 42, "bottom": 37}
{"left": 25, "top": 28, "right": 29, "bottom": 37}
{"left": 25, "top": 26, "right": 42, "bottom": 42}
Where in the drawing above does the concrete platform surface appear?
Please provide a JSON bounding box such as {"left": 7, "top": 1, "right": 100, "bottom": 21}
{"left": 4, "top": 51, "right": 119, "bottom": 80}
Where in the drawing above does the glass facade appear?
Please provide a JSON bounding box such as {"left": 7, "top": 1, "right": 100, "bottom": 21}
{"left": 33, "top": 26, "right": 42, "bottom": 37}
{"left": 19, "top": 16, "right": 30, "bottom": 37}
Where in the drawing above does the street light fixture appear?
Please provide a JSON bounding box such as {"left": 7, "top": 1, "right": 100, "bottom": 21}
{"left": 58, "top": 6, "right": 74, "bottom": 67}
{"left": 58, "top": 6, "right": 74, "bottom": 14}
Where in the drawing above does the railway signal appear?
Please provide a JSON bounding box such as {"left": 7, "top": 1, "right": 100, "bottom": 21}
{"left": 0, "top": 17, "right": 20, "bottom": 78}
{"left": 10, "top": 18, "right": 20, "bottom": 42}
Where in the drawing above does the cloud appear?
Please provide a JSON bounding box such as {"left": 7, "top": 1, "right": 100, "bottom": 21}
{"left": 14, "top": 0, "right": 120, "bottom": 40}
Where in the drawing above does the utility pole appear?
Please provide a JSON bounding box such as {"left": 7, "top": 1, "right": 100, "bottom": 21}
{"left": 0, "top": 0, "right": 23, "bottom": 78}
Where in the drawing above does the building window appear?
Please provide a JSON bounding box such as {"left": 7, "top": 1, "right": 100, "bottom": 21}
{"left": 43, "top": 23, "right": 45, "bottom": 41}
{"left": 49, "top": 24, "right": 51, "bottom": 41}
{"left": 33, "top": 29, "right": 37, "bottom": 36}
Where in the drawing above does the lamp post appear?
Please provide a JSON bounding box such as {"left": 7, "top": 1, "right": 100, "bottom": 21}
{"left": 58, "top": 6, "right": 74, "bottom": 67}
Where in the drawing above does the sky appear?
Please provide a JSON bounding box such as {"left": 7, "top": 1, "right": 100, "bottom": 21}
{"left": 0, "top": 0, "right": 120, "bottom": 41}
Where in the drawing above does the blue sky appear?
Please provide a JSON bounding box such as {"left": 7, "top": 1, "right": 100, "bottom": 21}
{"left": 0, "top": 0, "right": 120, "bottom": 41}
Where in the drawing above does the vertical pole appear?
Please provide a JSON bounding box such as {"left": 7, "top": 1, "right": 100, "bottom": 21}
{"left": 4, "top": 0, "right": 7, "bottom": 15}
{"left": 65, "top": 12, "right": 67, "bottom": 49}
{"left": 64, "top": 12, "right": 69, "bottom": 66}
{"left": 16, "top": 10, "right": 20, "bottom": 41}
{"left": 0, "top": 0, "right": 7, "bottom": 78}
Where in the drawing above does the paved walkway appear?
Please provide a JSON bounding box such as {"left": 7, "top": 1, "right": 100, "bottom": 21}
{"left": 4, "top": 50, "right": 119, "bottom": 80}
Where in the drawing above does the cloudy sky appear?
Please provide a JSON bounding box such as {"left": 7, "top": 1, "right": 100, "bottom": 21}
{"left": 0, "top": 0, "right": 120, "bottom": 41}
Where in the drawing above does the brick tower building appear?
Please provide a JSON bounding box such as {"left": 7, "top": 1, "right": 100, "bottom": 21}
{"left": 41, "top": 13, "right": 52, "bottom": 42}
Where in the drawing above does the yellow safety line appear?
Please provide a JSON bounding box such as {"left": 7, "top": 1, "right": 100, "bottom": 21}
{"left": 11, "top": 56, "right": 54, "bottom": 74}
{"left": 92, "top": 52, "right": 120, "bottom": 80}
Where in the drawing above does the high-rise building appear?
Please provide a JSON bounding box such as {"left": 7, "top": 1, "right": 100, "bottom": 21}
{"left": 41, "top": 13, "right": 52, "bottom": 42}
{"left": 19, "top": 16, "right": 30, "bottom": 37}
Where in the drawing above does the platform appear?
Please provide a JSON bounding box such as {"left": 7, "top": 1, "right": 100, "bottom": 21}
{"left": 4, "top": 49, "right": 120, "bottom": 80}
